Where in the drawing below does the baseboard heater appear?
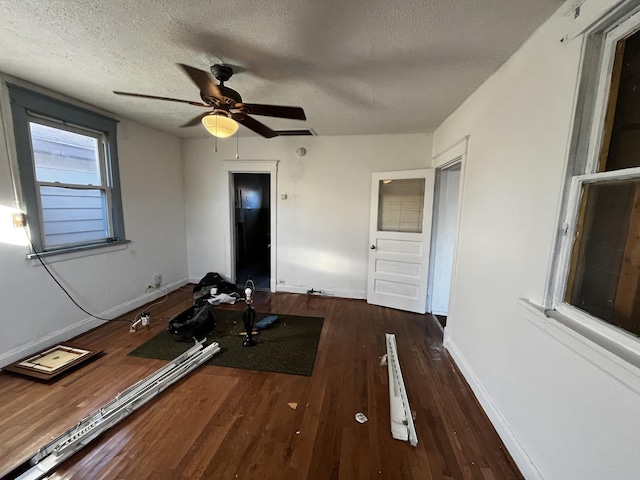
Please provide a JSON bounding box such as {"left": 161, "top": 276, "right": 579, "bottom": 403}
{"left": 3, "top": 339, "right": 220, "bottom": 480}
{"left": 386, "top": 333, "right": 418, "bottom": 446}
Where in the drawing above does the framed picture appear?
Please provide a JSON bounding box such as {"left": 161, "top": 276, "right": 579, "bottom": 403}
{"left": 3, "top": 344, "right": 102, "bottom": 381}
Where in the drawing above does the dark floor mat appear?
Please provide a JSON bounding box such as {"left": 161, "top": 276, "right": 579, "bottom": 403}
{"left": 128, "top": 310, "right": 324, "bottom": 376}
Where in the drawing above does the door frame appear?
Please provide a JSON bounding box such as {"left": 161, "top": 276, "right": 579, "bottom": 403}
{"left": 426, "top": 160, "right": 462, "bottom": 316}
{"left": 223, "top": 160, "right": 278, "bottom": 292}
{"left": 431, "top": 137, "right": 468, "bottom": 345}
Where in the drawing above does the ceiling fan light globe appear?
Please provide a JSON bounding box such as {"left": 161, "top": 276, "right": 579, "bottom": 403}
{"left": 201, "top": 114, "right": 238, "bottom": 138}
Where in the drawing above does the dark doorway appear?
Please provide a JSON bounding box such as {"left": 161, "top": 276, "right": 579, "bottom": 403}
{"left": 233, "top": 173, "right": 271, "bottom": 290}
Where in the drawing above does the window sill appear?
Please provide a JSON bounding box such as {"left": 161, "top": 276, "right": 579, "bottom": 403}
{"left": 27, "top": 239, "right": 131, "bottom": 265}
{"left": 518, "top": 298, "right": 640, "bottom": 392}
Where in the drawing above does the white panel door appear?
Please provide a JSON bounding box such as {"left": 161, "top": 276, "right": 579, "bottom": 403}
{"left": 367, "top": 169, "right": 435, "bottom": 313}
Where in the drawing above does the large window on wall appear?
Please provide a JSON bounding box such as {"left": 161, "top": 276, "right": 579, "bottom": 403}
{"left": 555, "top": 9, "right": 640, "bottom": 345}
{"left": 8, "top": 85, "right": 126, "bottom": 255}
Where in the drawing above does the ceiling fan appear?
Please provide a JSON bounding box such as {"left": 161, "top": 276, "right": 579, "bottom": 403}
{"left": 113, "top": 63, "right": 306, "bottom": 138}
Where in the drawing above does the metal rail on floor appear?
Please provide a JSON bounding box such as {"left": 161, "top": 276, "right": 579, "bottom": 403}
{"left": 4, "top": 339, "right": 220, "bottom": 480}
{"left": 386, "top": 333, "right": 418, "bottom": 446}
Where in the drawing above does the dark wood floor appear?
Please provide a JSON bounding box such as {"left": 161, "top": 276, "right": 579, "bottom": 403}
{"left": 0, "top": 289, "right": 522, "bottom": 480}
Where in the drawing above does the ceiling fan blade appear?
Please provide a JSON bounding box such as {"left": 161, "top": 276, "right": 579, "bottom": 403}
{"left": 177, "top": 63, "right": 224, "bottom": 100}
{"left": 237, "top": 103, "right": 306, "bottom": 120}
{"left": 180, "top": 111, "right": 211, "bottom": 128}
{"left": 232, "top": 113, "right": 278, "bottom": 138}
{"left": 113, "top": 91, "right": 210, "bottom": 107}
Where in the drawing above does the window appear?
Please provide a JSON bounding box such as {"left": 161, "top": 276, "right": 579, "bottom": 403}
{"left": 377, "top": 178, "right": 426, "bottom": 233}
{"left": 8, "top": 85, "right": 126, "bottom": 255}
{"left": 554, "top": 9, "right": 640, "bottom": 345}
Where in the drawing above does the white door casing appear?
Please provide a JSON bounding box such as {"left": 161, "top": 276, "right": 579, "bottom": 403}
{"left": 223, "top": 160, "right": 278, "bottom": 292}
{"left": 427, "top": 163, "right": 461, "bottom": 315}
{"left": 367, "top": 169, "right": 435, "bottom": 313}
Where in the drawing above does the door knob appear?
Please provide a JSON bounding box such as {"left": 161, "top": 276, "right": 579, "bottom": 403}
{"left": 370, "top": 244, "right": 376, "bottom": 250}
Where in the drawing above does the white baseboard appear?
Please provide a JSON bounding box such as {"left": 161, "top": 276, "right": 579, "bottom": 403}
{"left": 446, "top": 340, "right": 545, "bottom": 480}
{"left": 275, "top": 284, "right": 366, "bottom": 299}
{"left": 188, "top": 276, "right": 366, "bottom": 300}
{"left": 100, "top": 277, "right": 189, "bottom": 319}
{"left": 0, "top": 277, "right": 189, "bottom": 369}
{"left": 0, "top": 317, "right": 105, "bottom": 370}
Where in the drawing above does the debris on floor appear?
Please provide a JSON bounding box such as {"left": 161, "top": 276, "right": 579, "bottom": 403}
{"left": 255, "top": 314, "right": 278, "bottom": 330}
{"left": 355, "top": 412, "right": 368, "bottom": 423}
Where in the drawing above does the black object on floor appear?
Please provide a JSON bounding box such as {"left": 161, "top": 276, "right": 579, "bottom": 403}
{"left": 128, "top": 310, "right": 324, "bottom": 376}
{"left": 167, "top": 304, "right": 214, "bottom": 341}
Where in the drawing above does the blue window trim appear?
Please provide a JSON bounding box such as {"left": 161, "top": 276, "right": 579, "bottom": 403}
{"left": 8, "top": 84, "right": 127, "bottom": 255}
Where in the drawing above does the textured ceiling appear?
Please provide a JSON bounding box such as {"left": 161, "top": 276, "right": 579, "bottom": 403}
{"left": 0, "top": 0, "right": 563, "bottom": 138}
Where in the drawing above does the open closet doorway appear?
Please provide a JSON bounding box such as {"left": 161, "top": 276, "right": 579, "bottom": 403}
{"left": 233, "top": 173, "right": 271, "bottom": 290}
{"left": 427, "top": 161, "right": 462, "bottom": 328}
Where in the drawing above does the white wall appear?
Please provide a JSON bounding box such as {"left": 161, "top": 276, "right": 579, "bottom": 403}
{"left": 182, "top": 134, "right": 432, "bottom": 297}
{"left": 434, "top": 2, "right": 640, "bottom": 479}
{"left": 0, "top": 77, "right": 188, "bottom": 366}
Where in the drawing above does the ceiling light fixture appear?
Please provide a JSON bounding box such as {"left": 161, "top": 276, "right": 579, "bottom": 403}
{"left": 201, "top": 112, "right": 239, "bottom": 138}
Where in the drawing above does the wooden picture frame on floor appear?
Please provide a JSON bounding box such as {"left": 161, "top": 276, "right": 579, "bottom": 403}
{"left": 2, "top": 344, "right": 102, "bottom": 382}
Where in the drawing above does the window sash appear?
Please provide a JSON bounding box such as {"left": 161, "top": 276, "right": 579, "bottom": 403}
{"left": 553, "top": 173, "right": 640, "bottom": 355}
{"left": 27, "top": 115, "right": 109, "bottom": 188}
{"left": 35, "top": 184, "right": 113, "bottom": 250}
{"left": 583, "top": 11, "right": 640, "bottom": 175}
{"left": 554, "top": 168, "right": 640, "bottom": 305}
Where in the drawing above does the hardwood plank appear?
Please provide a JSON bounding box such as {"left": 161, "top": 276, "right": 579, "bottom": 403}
{"left": 0, "top": 288, "right": 522, "bottom": 480}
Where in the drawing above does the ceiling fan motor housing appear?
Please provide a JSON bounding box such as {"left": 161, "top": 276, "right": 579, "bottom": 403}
{"left": 211, "top": 63, "right": 233, "bottom": 82}
{"left": 202, "top": 64, "right": 242, "bottom": 104}
{"left": 219, "top": 85, "right": 242, "bottom": 103}
{"left": 200, "top": 84, "right": 242, "bottom": 105}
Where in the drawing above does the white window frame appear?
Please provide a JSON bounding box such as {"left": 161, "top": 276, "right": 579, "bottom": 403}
{"left": 549, "top": 7, "right": 640, "bottom": 361}
{"left": 7, "top": 84, "right": 127, "bottom": 257}
{"left": 29, "top": 115, "right": 115, "bottom": 250}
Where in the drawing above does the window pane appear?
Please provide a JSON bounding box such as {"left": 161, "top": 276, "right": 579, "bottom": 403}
{"left": 377, "top": 178, "right": 425, "bottom": 233}
{"left": 599, "top": 30, "right": 640, "bottom": 172}
{"left": 39, "top": 186, "right": 109, "bottom": 248}
{"left": 29, "top": 122, "right": 101, "bottom": 185}
{"left": 566, "top": 179, "right": 640, "bottom": 335}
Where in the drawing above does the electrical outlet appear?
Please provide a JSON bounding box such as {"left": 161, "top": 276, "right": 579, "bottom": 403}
{"left": 141, "top": 314, "right": 150, "bottom": 326}
{"left": 152, "top": 273, "right": 162, "bottom": 286}
{"left": 12, "top": 212, "right": 26, "bottom": 228}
